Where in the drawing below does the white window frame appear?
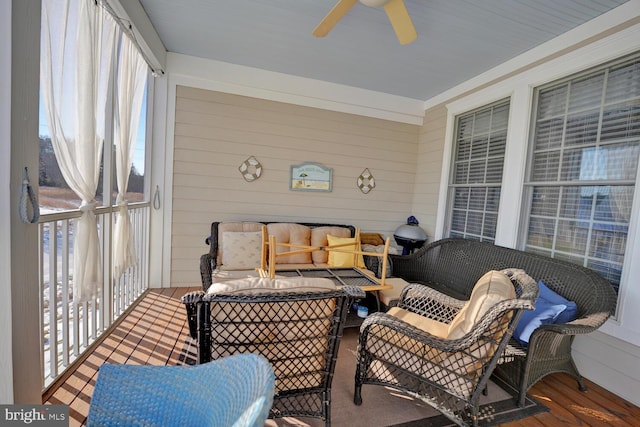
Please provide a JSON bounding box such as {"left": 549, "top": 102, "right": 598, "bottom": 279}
{"left": 444, "top": 99, "right": 511, "bottom": 242}
{"left": 521, "top": 54, "right": 639, "bottom": 292}
{"left": 438, "top": 22, "right": 640, "bottom": 346}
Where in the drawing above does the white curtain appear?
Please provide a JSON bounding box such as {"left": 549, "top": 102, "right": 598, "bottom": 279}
{"left": 41, "top": 0, "right": 118, "bottom": 302}
{"left": 113, "top": 36, "right": 147, "bottom": 278}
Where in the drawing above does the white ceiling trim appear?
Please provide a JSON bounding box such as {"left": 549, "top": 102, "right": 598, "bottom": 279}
{"left": 105, "top": 0, "right": 167, "bottom": 74}
{"left": 167, "top": 53, "right": 425, "bottom": 125}
{"left": 423, "top": 0, "right": 640, "bottom": 110}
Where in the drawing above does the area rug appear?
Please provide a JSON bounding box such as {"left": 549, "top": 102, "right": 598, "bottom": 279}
{"left": 177, "top": 328, "right": 547, "bottom": 426}
{"left": 390, "top": 375, "right": 547, "bottom": 427}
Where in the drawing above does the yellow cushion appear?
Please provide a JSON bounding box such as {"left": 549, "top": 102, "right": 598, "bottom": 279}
{"left": 447, "top": 270, "right": 515, "bottom": 340}
{"left": 326, "top": 235, "right": 365, "bottom": 268}
{"left": 360, "top": 232, "right": 385, "bottom": 246}
{"left": 310, "top": 226, "right": 352, "bottom": 263}
{"left": 387, "top": 307, "right": 449, "bottom": 339}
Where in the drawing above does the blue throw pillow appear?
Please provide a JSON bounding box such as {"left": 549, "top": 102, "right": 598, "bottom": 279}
{"left": 513, "top": 300, "right": 567, "bottom": 346}
{"left": 538, "top": 280, "right": 578, "bottom": 324}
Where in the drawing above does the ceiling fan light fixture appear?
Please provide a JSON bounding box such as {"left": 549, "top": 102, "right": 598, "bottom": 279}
{"left": 360, "top": 0, "right": 390, "bottom": 7}
{"left": 313, "top": 0, "right": 416, "bottom": 45}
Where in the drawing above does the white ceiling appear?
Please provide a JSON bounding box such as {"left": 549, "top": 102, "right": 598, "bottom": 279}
{"left": 138, "top": 0, "right": 629, "bottom": 101}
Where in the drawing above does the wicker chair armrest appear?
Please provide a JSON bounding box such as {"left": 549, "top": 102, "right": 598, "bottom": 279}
{"left": 200, "top": 253, "right": 215, "bottom": 291}
{"left": 500, "top": 268, "right": 538, "bottom": 309}
{"left": 181, "top": 290, "right": 205, "bottom": 339}
{"left": 360, "top": 312, "right": 469, "bottom": 353}
{"left": 181, "top": 290, "right": 205, "bottom": 304}
{"left": 360, "top": 308, "right": 523, "bottom": 354}
{"left": 532, "top": 319, "right": 604, "bottom": 337}
{"left": 397, "top": 283, "right": 466, "bottom": 323}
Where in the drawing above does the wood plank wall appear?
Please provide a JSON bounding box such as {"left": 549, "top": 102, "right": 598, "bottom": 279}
{"left": 170, "top": 86, "right": 420, "bottom": 285}
{"left": 412, "top": 104, "right": 447, "bottom": 239}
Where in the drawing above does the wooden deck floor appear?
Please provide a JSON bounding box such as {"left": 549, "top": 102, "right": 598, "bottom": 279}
{"left": 43, "top": 287, "right": 640, "bottom": 426}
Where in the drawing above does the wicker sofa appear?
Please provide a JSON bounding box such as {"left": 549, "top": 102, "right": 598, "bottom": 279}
{"left": 199, "top": 221, "right": 358, "bottom": 289}
{"left": 390, "top": 237, "right": 618, "bottom": 406}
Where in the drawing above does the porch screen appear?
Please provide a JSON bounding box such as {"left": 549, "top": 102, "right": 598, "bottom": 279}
{"left": 522, "top": 53, "right": 640, "bottom": 293}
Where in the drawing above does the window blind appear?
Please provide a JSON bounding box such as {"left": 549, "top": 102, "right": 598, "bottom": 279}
{"left": 523, "top": 53, "right": 640, "bottom": 292}
{"left": 447, "top": 100, "right": 510, "bottom": 242}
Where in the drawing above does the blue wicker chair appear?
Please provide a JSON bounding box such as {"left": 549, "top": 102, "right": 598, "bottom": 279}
{"left": 87, "top": 354, "right": 275, "bottom": 427}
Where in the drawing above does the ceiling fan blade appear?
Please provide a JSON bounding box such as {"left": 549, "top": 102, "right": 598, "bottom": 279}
{"left": 384, "top": 0, "right": 417, "bottom": 45}
{"left": 313, "top": 0, "right": 358, "bottom": 38}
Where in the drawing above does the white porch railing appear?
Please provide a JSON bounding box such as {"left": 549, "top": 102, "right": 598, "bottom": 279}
{"left": 39, "top": 203, "right": 150, "bottom": 389}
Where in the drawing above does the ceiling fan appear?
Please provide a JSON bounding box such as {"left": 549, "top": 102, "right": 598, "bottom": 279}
{"left": 313, "top": 0, "right": 417, "bottom": 45}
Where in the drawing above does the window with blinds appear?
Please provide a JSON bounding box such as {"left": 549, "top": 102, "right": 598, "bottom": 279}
{"left": 523, "top": 53, "right": 640, "bottom": 293}
{"left": 446, "top": 100, "right": 510, "bottom": 242}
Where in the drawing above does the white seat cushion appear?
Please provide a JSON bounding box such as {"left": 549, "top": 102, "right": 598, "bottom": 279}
{"left": 220, "top": 231, "right": 263, "bottom": 270}
{"left": 206, "top": 276, "right": 337, "bottom": 295}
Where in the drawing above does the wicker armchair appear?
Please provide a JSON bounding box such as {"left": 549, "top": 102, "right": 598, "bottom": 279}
{"left": 354, "top": 268, "right": 538, "bottom": 427}
{"left": 182, "top": 280, "right": 363, "bottom": 427}
{"left": 390, "top": 238, "right": 618, "bottom": 406}
{"left": 87, "top": 354, "right": 275, "bottom": 427}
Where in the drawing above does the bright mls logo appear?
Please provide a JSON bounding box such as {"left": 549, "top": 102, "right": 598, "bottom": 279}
{"left": 1, "top": 405, "right": 68, "bottom": 426}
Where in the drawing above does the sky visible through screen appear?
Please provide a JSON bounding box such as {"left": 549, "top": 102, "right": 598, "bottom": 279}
{"left": 38, "top": 88, "right": 147, "bottom": 174}
{"left": 39, "top": 1, "right": 148, "bottom": 177}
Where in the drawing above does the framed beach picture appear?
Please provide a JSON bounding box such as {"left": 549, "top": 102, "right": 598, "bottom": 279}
{"left": 290, "top": 162, "right": 332, "bottom": 192}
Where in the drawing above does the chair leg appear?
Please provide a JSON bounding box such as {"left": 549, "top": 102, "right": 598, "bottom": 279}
{"left": 354, "top": 386, "right": 362, "bottom": 406}
{"left": 517, "top": 387, "right": 527, "bottom": 407}
{"left": 353, "top": 356, "right": 364, "bottom": 405}
{"left": 196, "top": 302, "right": 211, "bottom": 364}
{"left": 324, "top": 391, "right": 331, "bottom": 427}
{"left": 515, "top": 371, "right": 529, "bottom": 408}
{"left": 569, "top": 358, "right": 588, "bottom": 392}
{"left": 577, "top": 377, "right": 588, "bottom": 392}
{"left": 185, "top": 303, "right": 198, "bottom": 339}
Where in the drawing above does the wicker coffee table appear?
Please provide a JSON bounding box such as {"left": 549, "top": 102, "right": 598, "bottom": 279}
{"left": 272, "top": 267, "right": 391, "bottom": 292}
{"left": 273, "top": 267, "right": 392, "bottom": 327}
